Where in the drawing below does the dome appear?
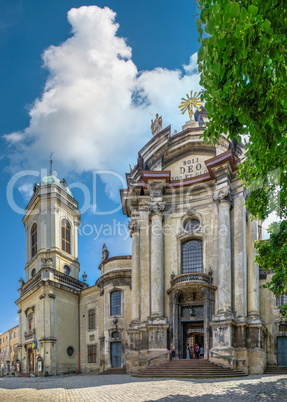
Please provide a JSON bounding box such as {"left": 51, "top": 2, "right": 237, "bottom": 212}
{"left": 39, "top": 175, "right": 74, "bottom": 197}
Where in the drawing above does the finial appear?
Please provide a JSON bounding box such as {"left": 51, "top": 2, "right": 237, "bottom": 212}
{"left": 178, "top": 90, "right": 203, "bottom": 120}
{"left": 82, "top": 271, "right": 88, "bottom": 283}
{"left": 49, "top": 152, "right": 54, "bottom": 176}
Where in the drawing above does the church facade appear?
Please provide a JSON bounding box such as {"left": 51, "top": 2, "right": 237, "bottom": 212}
{"left": 14, "top": 110, "right": 287, "bottom": 376}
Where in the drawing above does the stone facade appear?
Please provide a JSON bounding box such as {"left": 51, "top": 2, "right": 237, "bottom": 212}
{"left": 4, "top": 113, "right": 287, "bottom": 376}
{"left": 0, "top": 326, "right": 19, "bottom": 375}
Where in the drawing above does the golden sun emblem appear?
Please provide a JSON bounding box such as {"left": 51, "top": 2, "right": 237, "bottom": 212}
{"left": 178, "top": 90, "right": 203, "bottom": 120}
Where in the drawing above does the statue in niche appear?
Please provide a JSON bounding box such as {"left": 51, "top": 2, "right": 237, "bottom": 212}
{"left": 102, "top": 243, "right": 109, "bottom": 261}
{"left": 151, "top": 113, "right": 162, "bottom": 135}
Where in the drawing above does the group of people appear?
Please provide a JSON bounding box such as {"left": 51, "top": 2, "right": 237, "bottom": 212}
{"left": 186, "top": 343, "right": 204, "bottom": 359}
{"left": 169, "top": 343, "right": 204, "bottom": 360}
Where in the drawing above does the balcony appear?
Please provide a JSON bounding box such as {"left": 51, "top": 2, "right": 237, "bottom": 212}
{"left": 19, "top": 268, "right": 88, "bottom": 298}
{"left": 170, "top": 272, "right": 213, "bottom": 288}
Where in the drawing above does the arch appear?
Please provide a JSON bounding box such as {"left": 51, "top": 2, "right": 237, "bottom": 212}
{"left": 31, "top": 223, "right": 37, "bottom": 258}
{"left": 31, "top": 268, "right": 36, "bottom": 278}
{"left": 181, "top": 239, "right": 203, "bottom": 273}
{"left": 110, "top": 290, "right": 122, "bottom": 316}
{"left": 183, "top": 218, "right": 201, "bottom": 232}
{"left": 61, "top": 219, "right": 71, "bottom": 254}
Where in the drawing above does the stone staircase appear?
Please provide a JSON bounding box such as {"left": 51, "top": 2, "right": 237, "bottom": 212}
{"left": 264, "top": 365, "right": 287, "bottom": 375}
{"left": 100, "top": 367, "right": 126, "bottom": 375}
{"left": 133, "top": 359, "right": 247, "bottom": 378}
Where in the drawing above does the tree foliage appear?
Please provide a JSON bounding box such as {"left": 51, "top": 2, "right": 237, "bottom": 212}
{"left": 197, "top": 0, "right": 287, "bottom": 313}
{"left": 255, "top": 221, "right": 287, "bottom": 316}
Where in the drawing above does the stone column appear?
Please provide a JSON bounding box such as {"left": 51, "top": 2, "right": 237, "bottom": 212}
{"left": 149, "top": 202, "right": 165, "bottom": 316}
{"left": 171, "top": 290, "right": 181, "bottom": 350}
{"left": 247, "top": 220, "right": 260, "bottom": 318}
{"left": 234, "top": 194, "right": 247, "bottom": 319}
{"left": 213, "top": 188, "right": 233, "bottom": 317}
{"left": 129, "top": 221, "right": 140, "bottom": 322}
{"left": 139, "top": 206, "right": 150, "bottom": 321}
{"left": 201, "top": 287, "right": 211, "bottom": 359}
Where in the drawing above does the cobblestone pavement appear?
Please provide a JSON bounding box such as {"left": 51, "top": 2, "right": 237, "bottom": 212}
{"left": 0, "top": 374, "right": 287, "bottom": 401}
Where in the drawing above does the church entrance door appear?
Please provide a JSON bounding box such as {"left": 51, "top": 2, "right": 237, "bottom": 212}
{"left": 28, "top": 348, "right": 34, "bottom": 372}
{"left": 182, "top": 322, "right": 204, "bottom": 359}
{"left": 110, "top": 342, "right": 122, "bottom": 368}
{"left": 277, "top": 337, "right": 287, "bottom": 366}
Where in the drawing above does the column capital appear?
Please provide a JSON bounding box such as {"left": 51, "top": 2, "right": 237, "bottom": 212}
{"left": 128, "top": 220, "right": 139, "bottom": 236}
{"left": 213, "top": 187, "right": 233, "bottom": 207}
{"left": 149, "top": 201, "right": 166, "bottom": 216}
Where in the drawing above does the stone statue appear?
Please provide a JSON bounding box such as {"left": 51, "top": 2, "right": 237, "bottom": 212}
{"left": 151, "top": 113, "right": 162, "bottom": 135}
{"left": 102, "top": 243, "right": 109, "bottom": 261}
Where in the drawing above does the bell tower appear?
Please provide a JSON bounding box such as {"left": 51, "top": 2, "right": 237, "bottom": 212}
{"left": 23, "top": 171, "right": 80, "bottom": 281}
{"left": 16, "top": 168, "right": 87, "bottom": 376}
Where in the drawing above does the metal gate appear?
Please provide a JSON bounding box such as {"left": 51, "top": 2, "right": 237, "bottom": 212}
{"left": 277, "top": 337, "right": 287, "bottom": 366}
{"left": 110, "top": 342, "right": 122, "bottom": 368}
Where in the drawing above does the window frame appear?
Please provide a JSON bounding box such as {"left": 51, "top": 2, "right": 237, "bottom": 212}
{"left": 88, "top": 309, "right": 96, "bottom": 330}
{"left": 31, "top": 223, "right": 37, "bottom": 258}
{"left": 276, "top": 294, "right": 287, "bottom": 307}
{"left": 181, "top": 238, "right": 203, "bottom": 274}
{"left": 87, "top": 344, "right": 97, "bottom": 363}
{"left": 110, "top": 290, "right": 122, "bottom": 316}
{"left": 61, "top": 219, "right": 71, "bottom": 254}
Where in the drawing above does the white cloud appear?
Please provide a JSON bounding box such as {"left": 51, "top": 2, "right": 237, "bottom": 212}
{"left": 3, "top": 132, "right": 23, "bottom": 143}
{"left": 18, "top": 183, "right": 34, "bottom": 201}
{"left": 4, "top": 5, "right": 201, "bottom": 195}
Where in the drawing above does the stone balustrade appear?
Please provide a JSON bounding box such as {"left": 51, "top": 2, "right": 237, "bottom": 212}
{"left": 170, "top": 272, "right": 213, "bottom": 287}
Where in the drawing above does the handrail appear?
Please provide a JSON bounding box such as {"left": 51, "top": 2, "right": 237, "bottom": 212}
{"left": 210, "top": 351, "right": 246, "bottom": 364}
{"left": 147, "top": 352, "right": 169, "bottom": 366}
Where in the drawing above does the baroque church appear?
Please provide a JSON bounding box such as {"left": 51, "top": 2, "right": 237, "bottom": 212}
{"left": 12, "top": 104, "right": 287, "bottom": 376}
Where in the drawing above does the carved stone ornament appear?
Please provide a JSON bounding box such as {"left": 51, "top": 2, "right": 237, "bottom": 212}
{"left": 149, "top": 182, "right": 165, "bottom": 198}
{"left": 41, "top": 257, "right": 53, "bottom": 268}
{"left": 73, "top": 218, "right": 80, "bottom": 227}
{"left": 187, "top": 207, "right": 197, "bottom": 216}
{"left": 128, "top": 221, "right": 139, "bottom": 236}
{"left": 50, "top": 205, "right": 60, "bottom": 214}
{"left": 149, "top": 202, "right": 165, "bottom": 215}
{"left": 212, "top": 187, "right": 232, "bottom": 205}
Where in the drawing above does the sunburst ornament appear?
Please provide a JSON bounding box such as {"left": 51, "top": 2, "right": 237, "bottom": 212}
{"left": 178, "top": 90, "right": 204, "bottom": 120}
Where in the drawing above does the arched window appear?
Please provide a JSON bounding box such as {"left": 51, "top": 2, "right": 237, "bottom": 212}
{"left": 110, "top": 290, "right": 122, "bottom": 316}
{"left": 182, "top": 239, "right": 203, "bottom": 273}
{"left": 184, "top": 219, "right": 200, "bottom": 232}
{"left": 31, "top": 223, "right": 37, "bottom": 257}
{"left": 88, "top": 309, "right": 96, "bottom": 330}
{"left": 27, "top": 312, "right": 33, "bottom": 334}
{"left": 61, "top": 219, "right": 71, "bottom": 254}
{"left": 31, "top": 268, "right": 36, "bottom": 278}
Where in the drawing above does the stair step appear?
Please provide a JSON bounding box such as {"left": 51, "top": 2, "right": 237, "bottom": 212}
{"left": 133, "top": 359, "right": 246, "bottom": 378}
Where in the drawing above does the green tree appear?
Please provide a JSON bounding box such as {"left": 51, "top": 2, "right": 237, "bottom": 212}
{"left": 196, "top": 0, "right": 287, "bottom": 311}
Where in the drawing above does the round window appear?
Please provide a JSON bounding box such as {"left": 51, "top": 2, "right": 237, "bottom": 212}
{"left": 67, "top": 346, "right": 74, "bottom": 357}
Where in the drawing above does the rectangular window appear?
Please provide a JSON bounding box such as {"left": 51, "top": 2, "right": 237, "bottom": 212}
{"left": 87, "top": 345, "right": 97, "bottom": 363}
{"left": 276, "top": 294, "right": 287, "bottom": 306}
{"left": 88, "top": 309, "right": 96, "bottom": 330}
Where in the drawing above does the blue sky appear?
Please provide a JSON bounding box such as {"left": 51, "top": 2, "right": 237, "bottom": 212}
{"left": 0, "top": 0, "right": 201, "bottom": 333}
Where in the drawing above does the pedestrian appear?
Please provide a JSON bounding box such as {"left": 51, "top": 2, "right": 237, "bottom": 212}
{"left": 171, "top": 344, "right": 176, "bottom": 359}
{"left": 186, "top": 344, "right": 191, "bottom": 359}
{"left": 193, "top": 343, "right": 200, "bottom": 359}
{"left": 199, "top": 345, "right": 204, "bottom": 359}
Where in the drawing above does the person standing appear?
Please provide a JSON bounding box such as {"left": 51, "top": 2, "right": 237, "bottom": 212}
{"left": 199, "top": 345, "right": 204, "bottom": 359}
{"left": 186, "top": 345, "right": 191, "bottom": 359}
